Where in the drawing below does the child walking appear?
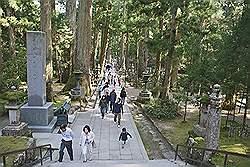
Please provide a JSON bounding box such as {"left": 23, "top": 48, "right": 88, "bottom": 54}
{"left": 119, "top": 128, "right": 132, "bottom": 148}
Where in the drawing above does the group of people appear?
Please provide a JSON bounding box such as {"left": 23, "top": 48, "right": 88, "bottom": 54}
{"left": 58, "top": 124, "right": 132, "bottom": 163}
{"left": 57, "top": 67, "right": 132, "bottom": 163}
{"left": 58, "top": 124, "right": 95, "bottom": 162}
{"left": 99, "top": 80, "right": 127, "bottom": 128}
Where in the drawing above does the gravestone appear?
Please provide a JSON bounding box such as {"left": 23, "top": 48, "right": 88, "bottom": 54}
{"left": 20, "top": 31, "right": 56, "bottom": 132}
{"left": 193, "top": 103, "right": 208, "bottom": 137}
{"left": 204, "top": 84, "right": 222, "bottom": 160}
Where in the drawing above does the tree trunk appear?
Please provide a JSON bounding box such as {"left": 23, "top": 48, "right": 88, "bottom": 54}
{"left": 170, "top": 57, "right": 179, "bottom": 88}
{"left": 124, "top": 32, "right": 129, "bottom": 72}
{"left": 6, "top": 7, "right": 16, "bottom": 57}
{"left": 51, "top": 0, "right": 56, "bottom": 11}
{"left": 119, "top": 32, "right": 126, "bottom": 72}
{"left": 66, "top": 0, "right": 77, "bottom": 79}
{"left": 154, "top": 18, "right": 163, "bottom": 98}
{"left": 77, "top": 0, "right": 92, "bottom": 96}
{"left": 91, "top": 31, "right": 99, "bottom": 69}
{"left": 99, "top": 27, "right": 109, "bottom": 76}
{"left": 106, "top": 43, "right": 111, "bottom": 64}
{"left": 137, "top": 30, "right": 148, "bottom": 79}
{"left": 0, "top": 27, "right": 3, "bottom": 74}
{"left": 161, "top": 5, "right": 178, "bottom": 99}
{"left": 41, "top": 0, "right": 53, "bottom": 102}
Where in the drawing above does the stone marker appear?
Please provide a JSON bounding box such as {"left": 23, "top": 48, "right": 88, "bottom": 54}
{"left": 204, "top": 84, "right": 222, "bottom": 160}
{"left": 20, "top": 31, "right": 55, "bottom": 132}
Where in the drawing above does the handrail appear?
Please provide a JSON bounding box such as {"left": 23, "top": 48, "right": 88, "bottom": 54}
{"left": 0, "top": 144, "right": 52, "bottom": 156}
{"left": 175, "top": 144, "right": 250, "bottom": 167}
{"left": 0, "top": 144, "right": 58, "bottom": 167}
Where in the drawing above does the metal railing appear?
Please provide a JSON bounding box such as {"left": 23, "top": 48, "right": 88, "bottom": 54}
{"left": 175, "top": 144, "right": 250, "bottom": 167}
{"left": 0, "top": 144, "right": 58, "bottom": 167}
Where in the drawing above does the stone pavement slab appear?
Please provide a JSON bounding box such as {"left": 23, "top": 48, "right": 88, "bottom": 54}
{"left": 33, "top": 85, "right": 148, "bottom": 162}
{"left": 40, "top": 159, "right": 194, "bottom": 167}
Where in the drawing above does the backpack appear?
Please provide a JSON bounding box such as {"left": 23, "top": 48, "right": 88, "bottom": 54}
{"left": 121, "top": 132, "right": 128, "bottom": 141}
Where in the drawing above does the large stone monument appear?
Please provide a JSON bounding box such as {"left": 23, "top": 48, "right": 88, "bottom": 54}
{"left": 20, "top": 31, "right": 56, "bottom": 132}
{"left": 204, "top": 84, "right": 222, "bottom": 160}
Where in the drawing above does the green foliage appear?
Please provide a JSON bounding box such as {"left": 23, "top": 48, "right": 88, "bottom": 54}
{"left": 1, "top": 90, "right": 27, "bottom": 104}
{"left": 145, "top": 98, "right": 179, "bottom": 119}
{"left": 0, "top": 0, "right": 39, "bottom": 91}
{"left": 199, "top": 95, "right": 209, "bottom": 105}
{"left": 0, "top": 47, "right": 27, "bottom": 91}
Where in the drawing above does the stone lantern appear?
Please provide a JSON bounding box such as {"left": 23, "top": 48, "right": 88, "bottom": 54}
{"left": 70, "top": 71, "right": 83, "bottom": 100}
{"left": 137, "top": 72, "right": 152, "bottom": 102}
{"left": 204, "top": 84, "right": 223, "bottom": 160}
{"left": 2, "top": 86, "right": 28, "bottom": 136}
{"left": 5, "top": 86, "right": 21, "bottom": 125}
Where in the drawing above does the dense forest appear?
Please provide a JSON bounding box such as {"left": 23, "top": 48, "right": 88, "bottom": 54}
{"left": 0, "top": 0, "right": 249, "bottom": 104}
{"left": 0, "top": 0, "right": 249, "bottom": 166}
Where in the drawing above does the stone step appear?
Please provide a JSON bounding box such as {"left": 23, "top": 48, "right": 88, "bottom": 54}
{"left": 37, "top": 159, "right": 194, "bottom": 167}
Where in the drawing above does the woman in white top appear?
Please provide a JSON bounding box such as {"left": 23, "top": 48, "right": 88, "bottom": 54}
{"left": 79, "top": 125, "right": 95, "bottom": 162}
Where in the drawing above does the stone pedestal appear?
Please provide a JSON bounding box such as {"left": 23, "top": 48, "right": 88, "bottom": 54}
{"left": 193, "top": 124, "right": 206, "bottom": 137}
{"left": 1, "top": 122, "right": 29, "bottom": 136}
{"left": 20, "top": 102, "right": 53, "bottom": 126}
{"left": 2, "top": 104, "right": 29, "bottom": 136}
{"left": 5, "top": 104, "right": 22, "bottom": 125}
{"left": 70, "top": 88, "right": 82, "bottom": 100}
{"left": 137, "top": 90, "right": 152, "bottom": 103}
{"left": 19, "top": 31, "right": 56, "bottom": 132}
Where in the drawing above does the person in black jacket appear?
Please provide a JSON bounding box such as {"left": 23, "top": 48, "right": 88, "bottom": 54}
{"left": 99, "top": 95, "right": 108, "bottom": 119}
{"left": 113, "top": 98, "right": 123, "bottom": 127}
{"left": 110, "top": 89, "right": 117, "bottom": 112}
{"left": 120, "top": 87, "right": 126, "bottom": 105}
{"left": 119, "top": 127, "right": 132, "bottom": 148}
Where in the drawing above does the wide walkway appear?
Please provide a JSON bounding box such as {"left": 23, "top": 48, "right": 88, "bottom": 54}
{"left": 33, "top": 82, "right": 148, "bottom": 163}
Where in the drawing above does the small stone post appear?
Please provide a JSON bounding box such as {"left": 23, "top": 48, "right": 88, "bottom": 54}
{"left": 204, "top": 84, "right": 222, "bottom": 160}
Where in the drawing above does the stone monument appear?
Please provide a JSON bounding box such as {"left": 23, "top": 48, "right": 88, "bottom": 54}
{"left": 204, "top": 84, "right": 222, "bottom": 160}
{"left": 138, "top": 73, "right": 152, "bottom": 103}
{"left": 2, "top": 104, "right": 29, "bottom": 136}
{"left": 193, "top": 103, "right": 208, "bottom": 137}
{"left": 70, "top": 71, "right": 83, "bottom": 99}
{"left": 20, "top": 31, "right": 56, "bottom": 132}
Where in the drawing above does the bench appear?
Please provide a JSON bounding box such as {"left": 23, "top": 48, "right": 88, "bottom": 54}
{"left": 54, "top": 100, "right": 71, "bottom": 126}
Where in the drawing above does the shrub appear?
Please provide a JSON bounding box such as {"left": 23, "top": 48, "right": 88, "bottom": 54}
{"left": 145, "top": 98, "right": 179, "bottom": 119}
{"left": 1, "top": 91, "right": 27, "bottom": 104}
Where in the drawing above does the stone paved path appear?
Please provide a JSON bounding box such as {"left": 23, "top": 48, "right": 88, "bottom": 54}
{"left": 33, "top": 84, "right": 148, "bottom": 163}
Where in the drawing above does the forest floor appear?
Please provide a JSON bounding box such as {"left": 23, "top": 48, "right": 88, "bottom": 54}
{"left": 147, "top": 102, "right": 250, "bottom": 167}
{"left": 125, "top": 84, "right": 250, "bottom": 166}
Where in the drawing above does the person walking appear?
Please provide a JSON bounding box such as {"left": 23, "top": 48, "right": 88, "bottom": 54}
{"left": 104, "top": 91, "right": 110, "bottom": 113}
{"left": 119, "top": 127, "right": 132, "bottom": 149}
{"left": 120, "top": 87, "right": 127, "bottom": 105}
{"left": 113, "top": 98, "right": 123, "bottom": 128}
{"left": 110, "top": 89, "right": 117, "bottom": 112}
{"left": 99, "top": 95, "right": 108, "bottom": 119}
{"left": 58, "top": 124, "right": 74, "bottom": 162}
{"left": 102, "top": 82, "right": 109, "bottom": 92}
{"left": 79, "top": 125, "right": 95, "bottom": 162}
